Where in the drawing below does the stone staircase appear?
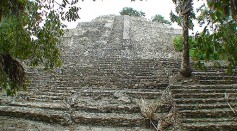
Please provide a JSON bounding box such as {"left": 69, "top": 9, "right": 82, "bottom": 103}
{"left": 1, "top": 15, "right": 237, "bottom": 131}
{"left": 193, "top": 68, "right": 237, "bottom": 85}
{"left": 171, "top": 67, "right": 237, "bottom": 130}
{"left": 0, "top": 15, "right": 181, "bottom": 130}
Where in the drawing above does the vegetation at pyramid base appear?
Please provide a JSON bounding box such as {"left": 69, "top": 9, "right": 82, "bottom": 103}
{"left": 0, "top": 0, "right": 80, "bottom": 96}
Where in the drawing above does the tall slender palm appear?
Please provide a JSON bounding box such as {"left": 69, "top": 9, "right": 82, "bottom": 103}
{"left": 171, "top": 0, "right": 194, "bottom": 77}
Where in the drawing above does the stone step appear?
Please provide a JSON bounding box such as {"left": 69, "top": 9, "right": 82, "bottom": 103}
{"left": 71, "top": 111, "right": 145, "bottom": 127}
{"left": 176, "top": 103, "right": 236, "bottom": 110}
{"left": 23, "top": 88, "right": 167, "bottom": 103}
{"left": 172, "top": 89, "right": 237, "bottom": 94}
{"left": 0, "top": 106, "right": 71, "bottom": 125}
{"left": 171, "top": 84, "right": 237, "bottom": 89}
{"left": 64, "top": 68, "right": 158, "bottom": 73}
{"left": 27, "top": 98, "right": 63, "bottom": 102}
{"left": 8, "top": 101, "right": 69, "bottom": 110}
{"left": 27, "top": 72, "right": 161, "bottom": 81}
{"left": 193, "top": 71, "right": 228, "bottom": 74}
{"left": 27, "top": 93, "right": 162, "bottom": 103}
{"left": 35, "top": 89, "right": 71, "bottom": 95}
{"left": 73, "top": 104, "right": 140, "bottom": 114}
{"left": 184, "top": 117, "right": 237, "bottom": 123}
{"left": 28, "top": 82, "right": 168, "bottom": 90}
{"left": 199, "top": 80, "right": 237, "bottom": 84}
{"left": 0, "top": 115, "right": 153, "bottom": 131}
{"left": 193, "top": 66, "right": 237, "bottom": 74}
{"left": 41, "top": 87, "right": 164, "bottom": 95}
{"left": 43, "top": 80, "right": 165, "bottom": 87}
{"left": 74, "top": 59, "right": 180, "bottom": 64}
{"left": 180, "top": 108, "right": 236, "bottom": 118}
{"left": 182, "top": 119, "right": 237, "bottom": 130}
{"left": 26, "top": 95, "right": 65, "bottom": 102}
{"left": 28, "top": 77, "right": 164, "bottom": 84}
{"left": 175, "top": 98, "right": 236, "bottom": 104}
{"left": 72, "top": 101, "right": 170, "bottom": 114}
{"left": 174, "top": 93, "right": 237, "bottom": 99}
{"left": 197, "top": 76, "right": 237, "bottom": 80}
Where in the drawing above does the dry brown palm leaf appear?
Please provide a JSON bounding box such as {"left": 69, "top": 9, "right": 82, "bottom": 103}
{"left": 157, "top": 112, "right": 174, "bottom": 131}
{"left": 157, "top": 105, "right": 182, "bottom": 131}
{"left": 138, "top": 97, "right": 158, "bottom": 120}
{"left": 161, "top": 86, "right": 173, "bottom": 105}
{"left": 224, "top": 92, "right": 236, "bottom": 114}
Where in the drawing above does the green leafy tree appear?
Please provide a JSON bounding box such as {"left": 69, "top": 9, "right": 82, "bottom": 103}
{"left": 120, "top": 7, "right": 145, "bottom": 17}
{"left": 170, "top": 0, "right": 195, "bottom": 77}
{"left": 0, "top": 0, "right": 81, "bottom": 96}
{"left": 151, "top": 14, "right": 171, "bottom": 25}
{"left": 194, "top": 0, "right": 237, "bottom": 73}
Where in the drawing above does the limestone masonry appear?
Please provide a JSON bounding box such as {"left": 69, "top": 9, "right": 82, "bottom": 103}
{"left": 60, "top": 15, "right": 182, "bottom": 88}
{"left": 1, "top": 15, "right": 236, "bottom": 130}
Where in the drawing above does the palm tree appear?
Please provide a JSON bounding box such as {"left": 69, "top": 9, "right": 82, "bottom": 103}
{"left": 171, "top": 0, "right": 194, "bottom": 77}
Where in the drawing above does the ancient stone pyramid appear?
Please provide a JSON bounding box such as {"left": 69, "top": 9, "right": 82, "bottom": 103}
{"left": 60, "top": 15, "right": 181, "bottom": 88}
{"left": 1, "top": 15, "right": 237, "bottom": 130}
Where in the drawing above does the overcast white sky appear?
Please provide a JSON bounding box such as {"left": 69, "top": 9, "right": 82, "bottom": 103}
{"left": 65, "top": 0, "right": 205, "bottom": 32}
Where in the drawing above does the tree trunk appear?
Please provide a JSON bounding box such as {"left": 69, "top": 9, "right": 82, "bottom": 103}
{"left": 180, "top": 14, "right": 192, "bottom": 77}
{"left": 0, "top": 53, "right": 26, "bottom": 95}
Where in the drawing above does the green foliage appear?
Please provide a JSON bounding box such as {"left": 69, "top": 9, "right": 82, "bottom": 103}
{"left": 0, "top": 0, "right": 80, "bottom": 95}
{"left": 173, "top": 35, "right": 184, "bottom": 52}
{"left": 0, "top": 1, "right": 64, "bottom": 68}
{"left": 173, "top": 35, "right": 221, "bottom": 61}
{"left": 0, "top": 0, "right": 28, "bottom": 21}
{"left": 195, "top": 1, "right": 237, "bottom": 73}
{"left": 120, "top": 7, "right": 145, "bottom": 17}
{"left": 207, "top": 0, "right": 237, "bottom": 21}
{"left": 151, "top": 14, "right": 171, "bottom": 25}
